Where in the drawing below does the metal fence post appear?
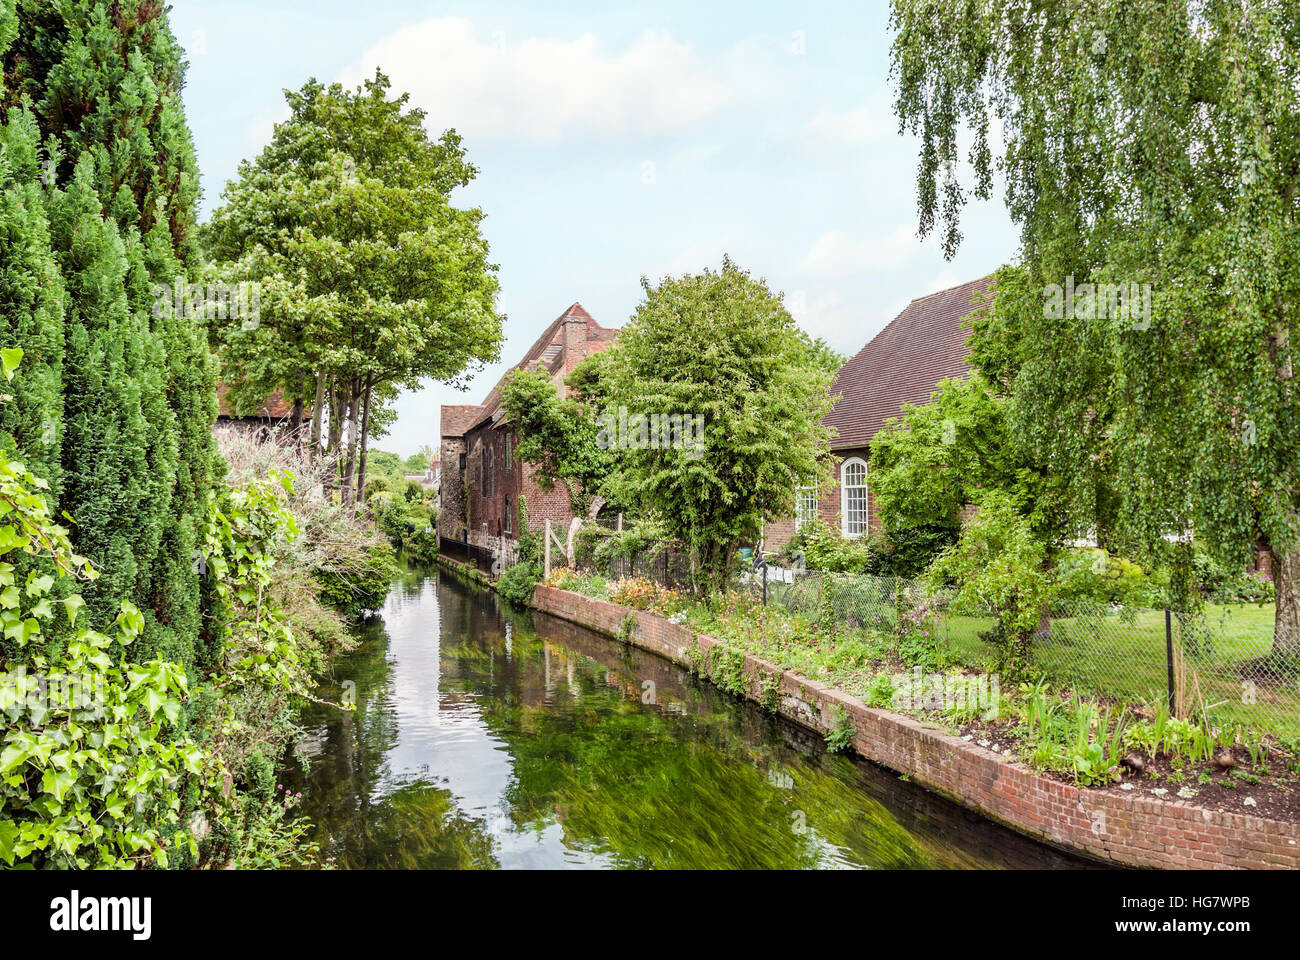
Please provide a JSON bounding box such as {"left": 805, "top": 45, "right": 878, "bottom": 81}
{"left": 1165, "top": 606, "right": 1176, "bottom": 715}
{"left": 761, "top": 561, "right": 767, "bottom": 607}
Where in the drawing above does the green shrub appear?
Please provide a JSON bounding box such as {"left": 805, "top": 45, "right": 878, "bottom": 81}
{"left": 406, "top": 524, "right": 438, "bottom": 564}
{"left": 497, "top": 561, "right": 541, "bottom": 607}
{"left": 377, "top": 496, "right": 410, "bottom": 546}
{"left": 928, "top": 493, "right": 1049, "bottom": 679}
{"left": 1053, "top": 547, "right": 1157, "bottom": 607}
{"left": 315, "top": 544, "right": 396, "bottom": 619}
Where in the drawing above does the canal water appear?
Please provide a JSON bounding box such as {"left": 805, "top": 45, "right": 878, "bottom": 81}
{"left": 283, "top": 563, "right": 1089, "bottom": 869}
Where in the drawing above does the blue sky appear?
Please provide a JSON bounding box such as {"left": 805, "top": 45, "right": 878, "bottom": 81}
{"left": 172, "top": 0, "right": 1019, "bottom": 459}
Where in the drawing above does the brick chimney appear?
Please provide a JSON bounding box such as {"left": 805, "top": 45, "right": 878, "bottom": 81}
{"left": 560, "top": 303, "right": 590, "bottom": 391}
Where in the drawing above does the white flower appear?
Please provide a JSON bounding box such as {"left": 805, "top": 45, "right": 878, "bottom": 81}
{"left": 961, "top": 734, "right": 973, "bottom": 742}
{"left": 1151, "top": 788, "right": 1168, "bottom": 797}
{"left": 978, "top": 739, "right": 991, "bottom": 748}
{"left": 1177, "top": 787, "right": 1197, "bottom": 799}
{"left": 1120, "top": 783, "right": 1134, "bottom": 791}
{"left": 1243, "top": 797, "right": 1257, "bottom": 807}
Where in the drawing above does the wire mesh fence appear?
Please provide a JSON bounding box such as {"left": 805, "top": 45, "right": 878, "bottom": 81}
{"left": 746, "top": 564, "right": 1300, "bottom": 739}
{"left": 549, "top": 528, "right": 1299, "bottom": 738}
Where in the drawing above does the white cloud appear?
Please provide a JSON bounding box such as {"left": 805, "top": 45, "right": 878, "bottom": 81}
{"left": 338, "top": 18, "right": 748, "bottom": 142}
{"left": 800, "top": 224, "right": 934, "bottom": 274}
{"left": 240, "top": 105, "right": 290, "bottom": 157}
{"left": 799, "top": 102, "right": 894, "bottom": 146}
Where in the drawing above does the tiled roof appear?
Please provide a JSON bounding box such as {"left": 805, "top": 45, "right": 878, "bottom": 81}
{"left": 825, "top": 277, "right": 989, "bottom": 450}
{"left": 440, "top": 404, "right": 486, "bottom": 437}
{"left": 216, "top": 384, "right": 300, "bottom": 420}
{"left": 463, "top": 302, "right": 617, "bottom": 433}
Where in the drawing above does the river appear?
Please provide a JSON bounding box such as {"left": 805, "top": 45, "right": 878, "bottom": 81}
{"left": 282, "top": 563, "right": 1091, "bottom": 869}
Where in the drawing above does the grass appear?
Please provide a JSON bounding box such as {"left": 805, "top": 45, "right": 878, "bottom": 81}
{"left": 941, "top": 602, "right": 1300, "bottom": 738}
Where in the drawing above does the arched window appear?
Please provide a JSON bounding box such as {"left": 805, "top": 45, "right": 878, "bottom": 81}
{"left": 795, "top": 483, "right": 818, "bottom": 532}
{"left": 840, "top": 458, "right": 868, "bottom": 538}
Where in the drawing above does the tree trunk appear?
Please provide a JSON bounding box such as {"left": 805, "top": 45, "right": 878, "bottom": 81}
{"left": 325, "top": 383, "right": 344, "bottom": 496}
{"left": 308, "top": 371, "right": 325, "bottom": 458}
{"left": 288, "top": 396, "right": 305, "bottom": 440}
{"left": 340, "top": 379, "right": 360, "bottom": 507}
{"left": 354, "top": 374, "right": 374, "bottom": 514}
{"left": 1271, "top": 545, "right": 1300, "bottom": 667}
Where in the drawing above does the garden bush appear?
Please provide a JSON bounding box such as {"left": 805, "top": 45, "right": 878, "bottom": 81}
{"left": 497, "top": 562, "right": 541, "bottom": 607}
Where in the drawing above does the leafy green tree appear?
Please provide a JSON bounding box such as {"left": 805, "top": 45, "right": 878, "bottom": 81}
{"left": 928, "top": 492, "right": 1051, "bottom": 679}
{"left": 500, "top": 366, "right": 613, "bottom": 517}
{"left": 601, "top": 258, "right": 840, "bottom": 591}
{"left": 2, "top": 0, "right": 217, "bottom": 667}
{"left": 0, "top": 106, "right": 63, "bottom": 485}
{"left": 205, "top": 71, "right": 503, "bottom": 507}
{"left": 891, "top": 0, "right": 1300, "bottom": 663}
{"left": 0, "top": 357, "right": 221, "bottom": 868}
{"left": 870, "top": 373, "right": 1068, "bottom": 547}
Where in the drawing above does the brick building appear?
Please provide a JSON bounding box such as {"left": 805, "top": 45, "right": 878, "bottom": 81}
{"left": 763, "top": 277, "right": 988, "bottom": 550}
{"left": 214, "top": 385, "right": 303, "bottom": 442}
{"left": 438, "top": 302, "right": 619, "bottom": 553}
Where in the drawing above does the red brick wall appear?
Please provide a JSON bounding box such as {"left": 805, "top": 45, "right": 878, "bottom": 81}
{"left": 764, "top": 446, "right": 881, "bottom": 553}
{"left": 531, "top": 584, "right": 1300, "bottom": 869}
{"left": 455, "top": 420, "right": 583, "bottom": 550}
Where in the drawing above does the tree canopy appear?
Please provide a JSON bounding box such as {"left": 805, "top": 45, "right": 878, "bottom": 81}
{"left": 891, "top": 0, "right": 1300, "bottom": 660}
{"left": 205, "top": 70, "right": 503, "bottom": 505}
{"left": 1, "top": 0, "right": 216, "bottom": 666}
{"left": 600, "top": 258, "right": 841, "bottom": 590}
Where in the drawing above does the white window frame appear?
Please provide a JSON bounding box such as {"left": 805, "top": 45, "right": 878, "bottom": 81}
{"left": 795, "top": 483, "right": 818, "bottom": 532}
{"left": 840, "top": 457, "right": 868, "bottom": 538}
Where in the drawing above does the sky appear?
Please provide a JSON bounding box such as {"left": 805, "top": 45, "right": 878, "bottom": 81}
{"left": 171, "top": 0, "right": 1020, "bottom": 459}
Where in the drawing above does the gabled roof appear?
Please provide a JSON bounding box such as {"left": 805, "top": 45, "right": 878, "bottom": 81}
{"left": 464, "top": 302, "right": 616, "bottom": 432}
{"left": 440, "top": 404, "right": 485, "bottom": 437}
{"left": 825, "top": 277, "right": 989, "bottom": 450}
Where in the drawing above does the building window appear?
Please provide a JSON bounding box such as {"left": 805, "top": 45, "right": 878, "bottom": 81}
{"left": 795, "top": 483, "right": 818, "bottom": 532}
{"left": 504, "top": 496, "right": 511, "bottom": 534}
{"left": 840, "top": 458, "right": 868, "bottom": 538}
{"left": 483, "top": 446, "right": 493, "bottom": 496}
{"left": 459, "top": 452, "right": 466, "bottom": 471}
{"left": 505, "top": 433, "right": 512, "bottom": 470}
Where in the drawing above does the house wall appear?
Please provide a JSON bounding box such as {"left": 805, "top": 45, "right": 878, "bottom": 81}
{"left": 438, "top": 436, "right": 468, "bottom": 541}
{"left": 458, "top": 421, "right": 583, "bottom": 553}
{"left": 763, "top": 446, "right": 880, "bottom": 553}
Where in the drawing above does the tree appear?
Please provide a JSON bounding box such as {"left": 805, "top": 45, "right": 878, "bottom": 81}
{"left": 928, "top": 491, "right": 1050, "bottom": 679}
{"left": 403, "top": 445, "right": 435, "bottom": 473}
{"left": 891, "top": 0, "right": 1300, "bottom": 665}
{"left": 205, "top": 71, "right": 503, "bottom": 508}
{"left": 2, "top": 0, "right": 217, "bottom": 667}
{"left": 870, "top": 372, "right": 1068, "bottom": 547}
{"left": 0, "top": 106, "right": 64, "bottom": 486}
{"left": 600, "top": 258, "right": 840, "bottom": 591}
{"left": 500, "top": 366, "right": 613, "bottom": 517}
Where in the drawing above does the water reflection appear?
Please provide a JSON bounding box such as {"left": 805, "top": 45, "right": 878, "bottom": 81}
{"left": 283, "top": 565, "right": 1091, "bottom": 870}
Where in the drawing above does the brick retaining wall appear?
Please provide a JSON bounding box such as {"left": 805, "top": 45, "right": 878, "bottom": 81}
{"left": 531, "top": 583, "right": 1300, "bottom": 869}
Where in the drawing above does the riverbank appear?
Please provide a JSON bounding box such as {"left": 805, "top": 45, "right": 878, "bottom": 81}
{"left": 514, "top": 575, "right": 1298, "bottom": 869}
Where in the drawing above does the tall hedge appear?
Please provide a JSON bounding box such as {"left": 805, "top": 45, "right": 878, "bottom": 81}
{"left": 0, "top": 0, "right": 217, "bottom": 669}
